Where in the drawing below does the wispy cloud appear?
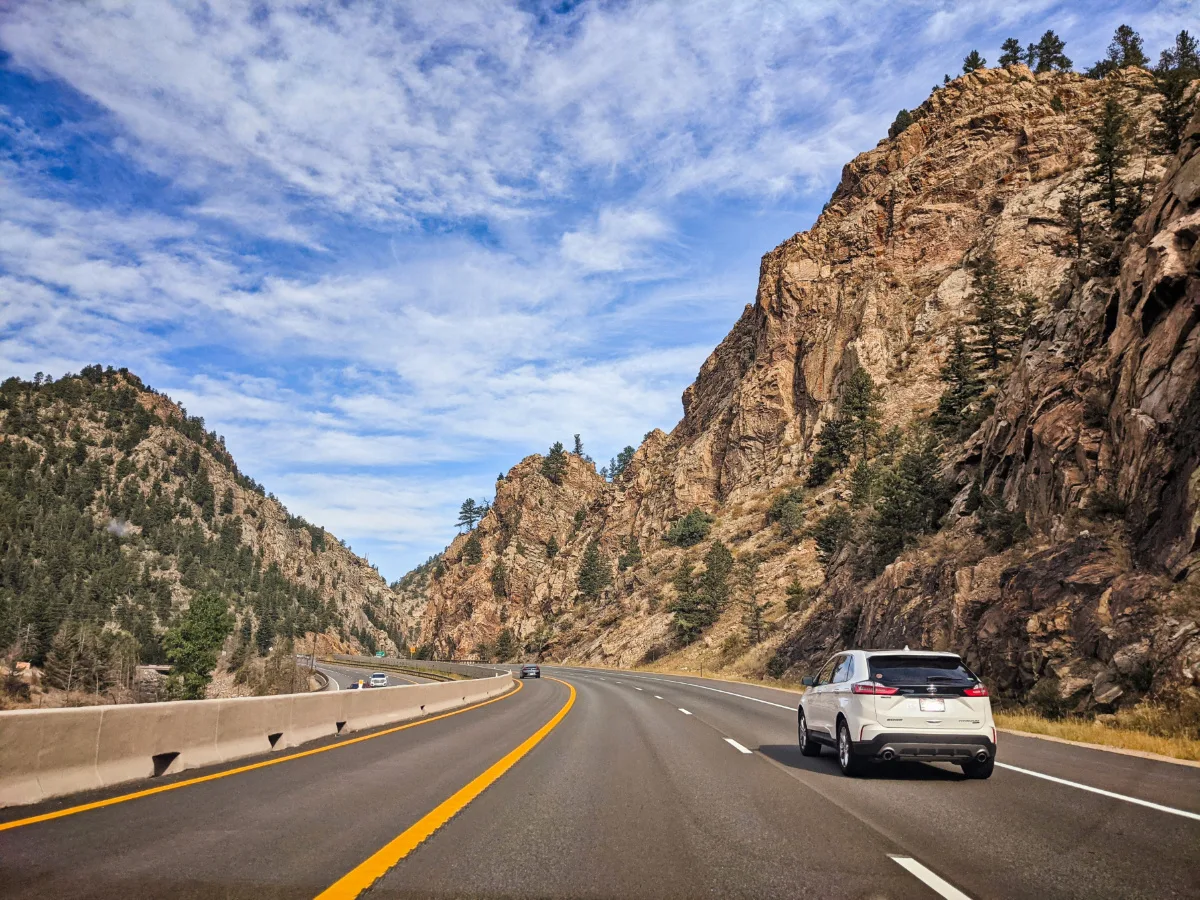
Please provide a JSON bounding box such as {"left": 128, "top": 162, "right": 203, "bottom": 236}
{"left": 0, "top": 0, "right": 1179, "bottom": 576}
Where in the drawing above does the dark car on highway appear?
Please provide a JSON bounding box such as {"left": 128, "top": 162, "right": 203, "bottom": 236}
{"left": 520, "top": 664, "right": 541, "bottom": 679}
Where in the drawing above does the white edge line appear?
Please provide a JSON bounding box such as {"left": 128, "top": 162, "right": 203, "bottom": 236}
{"left": 725, "top": 738, "right": 752, "bottom": 754}
{"left": 678, "top": 708, "right": 692, "bottom": 715}
{"left": 611, "top": 671, "right": 795, "bottom": 710}
{"left": 995, "top": 762, "right": 1200, "bottom": 822}
{"left": 890, "top": 856, "right": 972, "bottom": 900}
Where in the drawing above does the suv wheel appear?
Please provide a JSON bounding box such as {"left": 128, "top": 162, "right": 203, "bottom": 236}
{"left": 961, "top": 756, "right": 994, "bottom": 779}
{"left": 798, "top": 711, "right": 822, "bottom": 757}
{"left": 836, "top": 719, "right": 865, "bottom": 777}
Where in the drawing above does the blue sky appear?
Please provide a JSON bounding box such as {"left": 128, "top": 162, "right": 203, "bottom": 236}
{"left": 0, "top": 0, "right": 1185, "bottom": 580}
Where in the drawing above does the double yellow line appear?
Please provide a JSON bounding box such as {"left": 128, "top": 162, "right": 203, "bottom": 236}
{"left": 316, "top": 676, "right": 576, "bottom": 898}
{"left": 1, "top": 674, "right": 576, "bottom": 900}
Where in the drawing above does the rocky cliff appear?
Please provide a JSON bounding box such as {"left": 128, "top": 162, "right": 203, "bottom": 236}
{"left": 0, "top": 368, "right": 407, "bottom": 664}
{"left": 407, "top": 64, "right": 1199, "bottom": 715}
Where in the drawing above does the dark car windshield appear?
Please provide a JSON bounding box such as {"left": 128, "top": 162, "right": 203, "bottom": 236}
{"left": 866, "top": 655, "right": 976, "bottom": 685}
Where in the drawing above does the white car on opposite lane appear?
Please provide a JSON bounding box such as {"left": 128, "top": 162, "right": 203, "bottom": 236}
{"left": 797, "top": 649, "right": 996, "bottom": 778}
{"left": 369, "top": 672, "right": 389, "bottom": 688}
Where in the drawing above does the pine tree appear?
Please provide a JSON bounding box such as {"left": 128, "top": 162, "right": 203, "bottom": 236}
{"left": 1154, "top": 31, "right": 1200, "bottom": 153}
{"left": 573, "top": 434, "right": 584, "bottom": 456}
{"left": 999, "top": 38, "right": 1023, "bottom": 67}
{"left": 850, "top": 459, "right": 875, "bottom": 508}
{"left": 1034, "top": 30, "right": 1071, "bottom": 72}
{"left": 1086, "top": 95, "right": 1133, "bottom": 222}
{"left": 700, "top": 541, "right": 735, "bottom": 610}
{"left": 495, "top": 627, "right": 516, "bottom": 661}
{"left": 1059, "top": 185, "right": 1087, "bottom": 257}
{"left": 220, "top": 487, "right": 234, "bottom": 516}
{"left": 576, "top": 540, "right": 611, "bottom": 600}
{"left": 545, "top": 535, "right": 559, "bottom": 559}
{"left": 810, "top": 506, "right": 853, "bottom": 564}
{"left": 617, "top": 536, "right": 642, "bottom": 571}
{"left": 463, "top": 532, "right": 483, "bottom": 565}
{"left": 969, "top": 251, "right": 1018, "bottom": 369}
{"left": 490, "top": 560, "right": 508, "bottom": 598}
{"left": 962, "top": 50, "right": 986, "bottom": 73}
{"left": 807, "top": 416, "right": 851, "bottom": 486}
{"left": 541, "top": 441, "right": 568, "bottom": 485}
{"left": 842, "top": 367, "right": 882, "bottom": 458}
{"left": 933, "top": 326, "right": 984, "bottom": 437}
{"left": 44, "top": 622, "right": 107, "bottom": 693}
{"left": 1107, "top": 25, "right": 1148, "bottom": 68}
{"left": 867, "top": 433, "right": 952, "bottom": 572}
{"left": 456, "top": 498, "right": 480, "bottom": 531}
{"left": 888, "top": 109, "right": 914, "bottom": 139}
{"left": 163, "top": 593, "right": 232, "bottom": 700}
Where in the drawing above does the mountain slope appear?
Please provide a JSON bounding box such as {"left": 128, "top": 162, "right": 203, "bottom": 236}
{"left": 0, "top": 367, "right": 406, "bottom": 669}
{"left": 407, "top": 63, "right": 1199, "bottom": 716}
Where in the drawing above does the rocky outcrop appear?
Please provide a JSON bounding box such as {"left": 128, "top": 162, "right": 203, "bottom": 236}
{"left": 405, "top": 65, "right": 1199, "bottom": 714}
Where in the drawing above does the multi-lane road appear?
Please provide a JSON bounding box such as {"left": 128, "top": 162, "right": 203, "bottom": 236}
{"left": 1, "top": 662, "right": 1196, "bottom": 899}
{"left": 317, "top": 661, "right": 437, "bottom": 689}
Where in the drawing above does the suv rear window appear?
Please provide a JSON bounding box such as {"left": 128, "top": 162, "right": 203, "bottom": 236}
{"left": 866, "top": 655, "right": 975, "bottom": 685}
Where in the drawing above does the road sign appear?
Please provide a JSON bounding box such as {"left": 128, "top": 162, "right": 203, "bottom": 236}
{"left": 375, "top": 650, "right": 386, "bottom": 657}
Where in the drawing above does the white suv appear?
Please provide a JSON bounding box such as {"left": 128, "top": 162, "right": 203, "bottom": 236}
{"left": 798, "top": 649, "right": 996, "bottom": 778}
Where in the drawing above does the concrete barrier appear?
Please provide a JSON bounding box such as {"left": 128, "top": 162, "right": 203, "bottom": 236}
{"left": 0, "top": 672, "right": 512, "bottom": 809}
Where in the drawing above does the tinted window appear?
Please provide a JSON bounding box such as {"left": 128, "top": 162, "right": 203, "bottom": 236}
{"left": 832, "top": 655, "right": 855, "bottom": 683}
{"left": 815, "top": 656, "right": 839, "bottom": 686}
{"left": 866, "top": 655, "right": 975, "bottom": 685}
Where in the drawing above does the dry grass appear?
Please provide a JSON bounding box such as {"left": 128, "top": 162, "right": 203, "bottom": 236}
{"left": 995, "top": 710, "right": 1200, "bottom": 763}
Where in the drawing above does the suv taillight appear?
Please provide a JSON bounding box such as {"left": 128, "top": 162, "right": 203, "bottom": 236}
{"left": 963, "top": 684, "right": 989, "bottom": 697}
{"left": 852, "top": 682, "right": 899, "bottom": 695}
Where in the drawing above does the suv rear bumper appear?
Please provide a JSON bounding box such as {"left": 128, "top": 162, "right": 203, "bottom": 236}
{"left": 851, "top": 732, "right": 996, "bottom": 762}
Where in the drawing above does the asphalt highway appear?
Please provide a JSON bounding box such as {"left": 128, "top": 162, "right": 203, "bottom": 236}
{"left": 318, "top": 662, "right": 437, "bottom": 689}
{"left": 1, "top": 662, "right": 1196, "bottom": 900}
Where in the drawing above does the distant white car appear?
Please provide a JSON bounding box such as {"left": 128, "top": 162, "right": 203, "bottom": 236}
{"left": 798, "top": 649, "right": 996, "bottom": 778}
{"left": 369, "top": 672, "right": 389, "bottom": 688}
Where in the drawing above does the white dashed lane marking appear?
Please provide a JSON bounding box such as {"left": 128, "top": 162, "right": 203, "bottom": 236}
{"left": 678, "top": 709, "right": 692, "bottom": 715}
{"left": 890, "top": 856, "right": 972, "bottom": 900}
{"left": 724, "top": 738, "right": 752, "bottom": 754}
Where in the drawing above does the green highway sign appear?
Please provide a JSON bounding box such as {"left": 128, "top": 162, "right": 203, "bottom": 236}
{"left": 375, "top": 650, "right": 386, "bottom": 657}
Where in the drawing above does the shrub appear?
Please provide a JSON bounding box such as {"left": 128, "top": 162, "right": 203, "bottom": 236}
{"left": 765, "top": 654, "right": 788, "bottom": 679}
{"left": 810, "top": 507, "right": 853, "bottom": 563}
{"left": 1027, "top": 676, "right": 1068, "bottom": 719}
{"left": 665, "top": 508, "right": 713, "bottom": 547}
{"left": 785, "top": 580, "right": 812, "bottom": 613}
{"left": 463, "top": 533, "right": 483, "bottom": 565}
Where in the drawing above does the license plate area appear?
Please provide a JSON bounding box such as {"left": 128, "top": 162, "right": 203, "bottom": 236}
{"left": 919, "top": 698, "right": 946, "bottom": 712}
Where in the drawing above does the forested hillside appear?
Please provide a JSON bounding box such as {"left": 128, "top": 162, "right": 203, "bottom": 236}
{"left": 0, "top": 366, "right": 405, "bottom": 699}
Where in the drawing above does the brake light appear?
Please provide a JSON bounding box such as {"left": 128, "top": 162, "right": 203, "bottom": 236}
{"left": 964, "top": 684, "right": 989, "bottom": 697}
{"left": 852, "top": 682, "right": 898, "bottom": 695}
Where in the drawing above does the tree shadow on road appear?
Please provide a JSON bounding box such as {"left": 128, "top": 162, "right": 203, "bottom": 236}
{"left": 758, "top": 745, "right": 967, "bottom": 781}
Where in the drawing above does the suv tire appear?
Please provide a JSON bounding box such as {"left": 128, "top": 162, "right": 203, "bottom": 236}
{"left": 836, "top": 719, "right": 866, "bottom": 777}
{"left": 798, "top": 711, "right": 822, "bottom": 756}
{"left": 960, "top": 757, "right": 994, "bottom": 779}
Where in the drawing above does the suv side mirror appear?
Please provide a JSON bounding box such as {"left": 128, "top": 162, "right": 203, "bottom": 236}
{"left": 801, "top": 676, "right": 815, "bottom": 687}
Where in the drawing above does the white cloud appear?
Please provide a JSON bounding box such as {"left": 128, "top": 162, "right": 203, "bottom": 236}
{"left": 2, "top": 0, "right": 1174, "bottom": 577}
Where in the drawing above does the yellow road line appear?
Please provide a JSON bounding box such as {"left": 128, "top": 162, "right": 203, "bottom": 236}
{"left": 0, "top": 680, "right": 522, "bottom": 833}
{"left": 315, "top": 677, "right": 577, "bottom": 900}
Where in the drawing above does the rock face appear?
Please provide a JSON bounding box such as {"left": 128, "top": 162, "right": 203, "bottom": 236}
{"left": 405, "top": 65, "right": 1200, "bottom": 713}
